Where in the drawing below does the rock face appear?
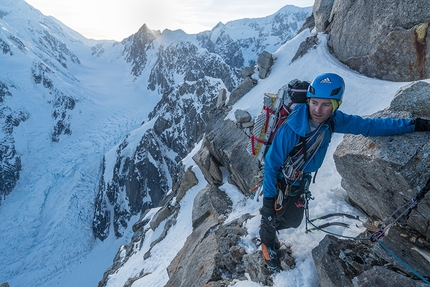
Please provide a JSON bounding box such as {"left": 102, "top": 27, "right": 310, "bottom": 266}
{"left": 193, "top": 117, "right": 261, "bottom": 196}
{"left": 0, "top": 82, "right": 25, "bottom": 203}
{"left": 334, "top": 81, "right": 430, "bottom": 236}
{"left": 165, "top": 117, "right": 295, "bottom": 287}
{"left": 313, "top": 0, "right": 430, "bottom": 81}
{"left": 312, "top": 233, "right": 430, "bottom": 287}
{"left": 257, "top": 51, "right": 274, "bottom": 79}
{"left": 319, "top": 81, "right": 430, "bottom": 286}
{"left": 165, "top": 185, "right": 236, "bottom": 287}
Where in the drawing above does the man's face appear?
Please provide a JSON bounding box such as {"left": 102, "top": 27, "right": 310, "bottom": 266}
{"left": 308, "top": 98, "right": 333, "bottom": 123}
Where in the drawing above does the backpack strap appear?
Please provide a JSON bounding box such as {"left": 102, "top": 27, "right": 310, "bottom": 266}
{"left": 298, "top": 136, "right": 307, "bottom": 196}
{"left": 282, "top": 116, "right": 335, "bottom": 184}
{"left": 312, "top": 117, "right": 335, "bottom": 183}
{"left": 327, "top": 117, "right": 335, "bottom": 135}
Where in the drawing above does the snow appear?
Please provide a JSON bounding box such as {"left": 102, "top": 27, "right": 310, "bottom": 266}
{"left": 1, "top": 3, "right": 429, "bottom": 287}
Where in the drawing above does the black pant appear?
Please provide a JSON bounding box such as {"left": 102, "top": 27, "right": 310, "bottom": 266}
{"left": 259, "top": 192, "right": 304, "bottom": 248}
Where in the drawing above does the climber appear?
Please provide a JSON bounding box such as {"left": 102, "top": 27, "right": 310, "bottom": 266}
{"left": 259, "top": 72, "right": 430, "bottom": 272}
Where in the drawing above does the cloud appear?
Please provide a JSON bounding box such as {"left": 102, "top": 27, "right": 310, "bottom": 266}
{"left": 25, "top": 0, "right": 315, "bottom": 40}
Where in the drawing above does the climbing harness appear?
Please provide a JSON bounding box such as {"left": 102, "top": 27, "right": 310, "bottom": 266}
{"left": 250, "top": 116, "right": 333, "bottom": 207}
{"left": 282, "top": 125, "right": 325, "bottom": 182}
{"left": 276, "top": 123, "right": 326, "bottom": 211}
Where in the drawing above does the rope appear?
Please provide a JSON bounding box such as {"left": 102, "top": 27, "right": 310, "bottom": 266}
{"left": 370, "top": 198, "right": 418, "bottom": 242}
{"left": 283, "top": 129, "right": 324, "bottom": 181}
{"left": 375, "top": 238, "right": 430, "bottom": 285}
{"left": 304, "top": 196, "right": 430, "bottom": 285}
{"left": 305, "top": 211, "right": 370, "bottom": 241}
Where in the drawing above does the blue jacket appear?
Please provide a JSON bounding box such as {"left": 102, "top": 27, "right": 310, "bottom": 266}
{"left": 262, "top": 103, "right": 415, "bottom": 198}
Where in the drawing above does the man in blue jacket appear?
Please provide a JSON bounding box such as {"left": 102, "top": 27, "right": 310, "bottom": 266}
{"left": 259, "top": 73, "right": 430, "bottom": 271}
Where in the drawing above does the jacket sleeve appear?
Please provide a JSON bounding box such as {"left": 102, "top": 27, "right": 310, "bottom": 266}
{"left": 262, "top": 124, "right": 300, "bottom": 198}
{"left": 333, "top": 111, "right": 415, "bottom": 136}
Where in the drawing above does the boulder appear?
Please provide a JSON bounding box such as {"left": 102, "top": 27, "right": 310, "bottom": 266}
{"left": 318, "top": 0, "right": 430, "bottom": 81}
{"left": 257, "top": 51, "right": 274, "bottom": 79}
{"left": 175, "top": 166, "right": 198, "bottom": 203}
{"left": 353, "top": 266, "right": 428, "bottom": 287}
{"left": 228, "top": 77, "right": 257, "bottom": 106}
{"left": 193, "top": 145, "right": 223, "bottom": 186}
{"left": 165, "top": 186, "right": 259, "bottom": 287}
{"left": 334, "top": 81, "right": 430, "bottom": 238}
{"left": 242, "top": 66, "right": 255, "bottom": 78}
{"left": 291, "top": 34, "right": 318, "bottom": 63}
{"left": 216, "top": 88, "right": 227, "bottom": 108}
{"left": 312, "top": 234, "right": 430, "bottom": 287}
{"left": 234, "top": 109, "right": 252, "bottom": 124}
{"left": 194, "top": 117, "right": 260, "bottom": 196}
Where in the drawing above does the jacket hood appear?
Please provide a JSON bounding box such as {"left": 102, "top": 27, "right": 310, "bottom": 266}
{"left": 286, "top": 104, "right": 311, "bottom": 137}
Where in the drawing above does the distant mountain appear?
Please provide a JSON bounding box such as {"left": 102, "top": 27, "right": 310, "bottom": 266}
{"left": 0, "top": 1, "right": 311, "bottom": 285}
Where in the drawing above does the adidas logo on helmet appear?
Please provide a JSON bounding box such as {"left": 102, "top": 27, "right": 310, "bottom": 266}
{"left": 319, "top": 77, "right": 332, "bottom": 84}
{"left": 307, "top": 73, "right": 345, "bottom": 102}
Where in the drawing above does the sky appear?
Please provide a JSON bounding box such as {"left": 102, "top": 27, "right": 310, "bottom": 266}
{"left": 25, "top": 0, "right": 315, "bottom": 40}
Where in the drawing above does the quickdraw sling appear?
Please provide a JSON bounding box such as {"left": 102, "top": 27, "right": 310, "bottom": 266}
{"left": 281, "top": 123, "right": 326, "bottom": 183}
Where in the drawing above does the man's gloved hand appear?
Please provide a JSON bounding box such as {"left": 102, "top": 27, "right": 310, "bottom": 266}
{"left": 261, "top": 197, "right": 276, "bottom": 223}
{"left": 414, "top": 118, "right": 430, "bottom": 132}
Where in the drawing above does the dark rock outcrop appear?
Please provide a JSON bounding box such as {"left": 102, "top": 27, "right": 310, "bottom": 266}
{"left": 165, "top": 185, "right": 234, "bottom": 287}
{"left": 193, "top": 117, "right": 261, "bottom": 196}
{"left": 314, "top": 0, "right": 430, "bottom": 81}
{"left": 228, "top": 77, "right": 258, "bottom": 106}
{"left": 334, "top": 81, "right": 430, "bottom": 237}
{"left": 312, "top": 233, "right": 430, "bottom": 287}
{"left": 122, "top": 24, "right": 160, "bottom": 77}
{"left": 0, "top": 82, "right": 27, "bottom": 204}
{"left": 257, "top": 50, "right": 273, "bottom": 79}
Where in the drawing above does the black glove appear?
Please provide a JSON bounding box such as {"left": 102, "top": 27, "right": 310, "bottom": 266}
{"left": 260, "top": 197, "right": 276, "bottom": 223}
{"left": 414, "top": 118, "right": 430, "bottom": 132}
{"left": 259, "top": 197, "right": 278, "bottom": 250}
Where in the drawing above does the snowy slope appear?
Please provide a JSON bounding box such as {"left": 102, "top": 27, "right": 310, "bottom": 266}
{"left": 0, "top": 1, "right": 161, "bottom": 286}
